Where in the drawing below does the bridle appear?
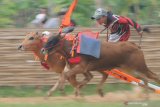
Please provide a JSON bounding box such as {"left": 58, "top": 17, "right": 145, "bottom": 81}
{"left": 45, "top": 37, "right": 72, "bottom": 59}
{"left": 44, "top": 38, "right": 64, "bottom": 55}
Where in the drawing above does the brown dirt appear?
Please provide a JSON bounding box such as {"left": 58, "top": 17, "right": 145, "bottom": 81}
{"left": 0, "top": 91, "right": 160, "bottom": 104}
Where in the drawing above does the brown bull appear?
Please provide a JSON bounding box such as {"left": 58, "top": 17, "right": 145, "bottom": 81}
{"left": 18, "top": 32, "right": 107, "bottom": 96}
{"left": 43, "top": 34, "right": 160, "bottom": 96}
{"left": 18, "top": 32, "right": 67, "bottom": 96}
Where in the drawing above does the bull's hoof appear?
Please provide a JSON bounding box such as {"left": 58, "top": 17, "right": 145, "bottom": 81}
{"left": 74, "top": 91, "right": 83, "bottom": 97}
{"left": 97, "top": 89, "right": 104, "bottom": 97}
{"left": 59, "top": 88, "right": 66, "bottom": 96}
{"left": 46, "top": 91, "right": 52, "bottom": 97}
{"left": 60, "top": 91, "right": 66, "bottom": 96}
{"left": 78, "top": 84, "right": 84, "bottom": 89}
{"left": 124, "top": 101, "right": 129, "bottom": 105}
{"left": 75, "top": 91, "right": 78, "bottom": 97}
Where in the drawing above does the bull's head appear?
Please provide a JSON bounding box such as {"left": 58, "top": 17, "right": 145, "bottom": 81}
{"left": 18, "top": 32, "right": 43, "bottom": 51}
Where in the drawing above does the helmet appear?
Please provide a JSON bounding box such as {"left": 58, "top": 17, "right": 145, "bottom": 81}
{"left": 91, "top": 8, "right": 108, "bottom": 20}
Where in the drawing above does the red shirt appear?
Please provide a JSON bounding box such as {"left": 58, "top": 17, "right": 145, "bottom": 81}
{"left": 104, "top": 15, "right": 142, "bottom": 42}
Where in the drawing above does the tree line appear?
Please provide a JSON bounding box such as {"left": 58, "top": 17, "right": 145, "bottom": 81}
{"left": 0, "top": 0, "right": 160, "bottom": 28}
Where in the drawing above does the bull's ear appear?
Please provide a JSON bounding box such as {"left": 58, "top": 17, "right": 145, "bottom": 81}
{"left": 35, "top": 32, "right": 41, "bottom": 38}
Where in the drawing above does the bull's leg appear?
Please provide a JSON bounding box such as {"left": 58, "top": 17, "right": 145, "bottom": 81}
{"left": 58, "top": 66, "right": 85, "bottom": 96}
{"left": 134, "top": 68, "right": 160, "bottom": 100}
{"left": 125, "top": 52, "right": 160, "bottom": 84}
{"left": 137, "top": 75, "right": 150, "bottom": 100}
{"left": 67, "top": 72, "right": 93, "bottom": 96}
{"left": 139, "top": 69, "right": 160, "bottom": 100}
{"left": 145, "top": 69, "right": 160, "bottom": 84}
{"left": 58, "top": 73, "right": 67, "bottom": 95}
{"left": 47, "top": 75, "right": 62, "bottom": 97}
{"left": 119, "top": 65, "right": 151, "bottom": 100}
{"left": 68, "top": 76, "right": 81, "bottom": 96}
{"left": 64, "top": 64, "right": 85, "bottom": 79}
{"left": 64, "top": 64, "right": 93, "bottom": 96}
{"left": 71, "top": 72, "right": 93, "bottom": 96}
{"left": 74, "top": 71, "right": 108, "bottom": 97}
{"left": 57, "top": 64, "right": 80, "bottom": 95}
{"left": 96, "top": 72, "right": 108, "bottom": 97}
{"left": 78, "top": 71, "right": 93, "bottom": 89}
{"left": 58, "top": 70, "right": 82, "bottom": 96}
{"left": 135, "top": 67, "right": 160, "bottom": 87}
{"left": 67, "top": 73, "right": 91, "bottom": 96}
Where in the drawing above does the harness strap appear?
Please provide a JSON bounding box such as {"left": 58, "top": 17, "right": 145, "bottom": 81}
{"left": 32, "top": 40, "right": 43, "bottom": 61}
{"left": 34, "top": 53, "right": 39, "bottom": 61}
{"left": 44, "top": 54, "right": 48, "bottom": 61}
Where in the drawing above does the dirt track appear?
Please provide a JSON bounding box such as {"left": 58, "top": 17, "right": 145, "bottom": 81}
{"left": 0, "top": 91, "right": 160, "bottom": 103}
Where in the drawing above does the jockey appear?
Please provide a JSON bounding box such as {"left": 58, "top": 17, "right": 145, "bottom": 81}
{"left": 91, "top": 8, "right": 143, "bottom": 42}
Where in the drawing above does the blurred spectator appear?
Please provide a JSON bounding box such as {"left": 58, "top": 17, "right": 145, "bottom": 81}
{"left": 43, "top": 8, "right": 76, "bottom": 28}
{"left": 31, "top": 8, "right": 48, "bottom": 28}
{"left": 57, "top": 8, "right": 77, "bottom": 27}
{"left": 43, "top": 14, "right": 60, "bottom": 28}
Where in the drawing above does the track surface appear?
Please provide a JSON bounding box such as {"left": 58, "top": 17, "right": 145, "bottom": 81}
{"left": 0, "top": 91, "right": 160, "bottom": 103}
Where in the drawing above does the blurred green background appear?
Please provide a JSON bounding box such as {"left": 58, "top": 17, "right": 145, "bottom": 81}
{"left": 1, "top": 0, "right": 160, "bottom": 28}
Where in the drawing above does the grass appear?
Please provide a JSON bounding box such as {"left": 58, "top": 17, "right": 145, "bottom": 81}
{"left": 0, "top": 84, "right": 132, "bottom": 97}
{"left": 0, "top": 84, "right": 159, "bottom": 107}
{"left": 0, "top": 101, "right": 122, "bottom": 107}
{"left": 0, "top": 100, "right": 160, "bottom": 107}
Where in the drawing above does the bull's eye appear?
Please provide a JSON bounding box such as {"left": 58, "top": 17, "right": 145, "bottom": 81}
{"left": 29, "top": 37, "right": 34, "bottom": 40}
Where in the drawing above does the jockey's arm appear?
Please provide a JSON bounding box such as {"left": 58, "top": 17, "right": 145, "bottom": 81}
{"left": 118, "top": 16, "right": 143, "bottom": 36}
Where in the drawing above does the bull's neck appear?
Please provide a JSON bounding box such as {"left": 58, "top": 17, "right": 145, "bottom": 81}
{"left": 32, "top": 42, "right": 45, "bottom": 61}
{"left": 59, "top": 39, "right": 72, "bottom": 59}
{"left": 33, "top": 49, "right": 44, "bottom": 61}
